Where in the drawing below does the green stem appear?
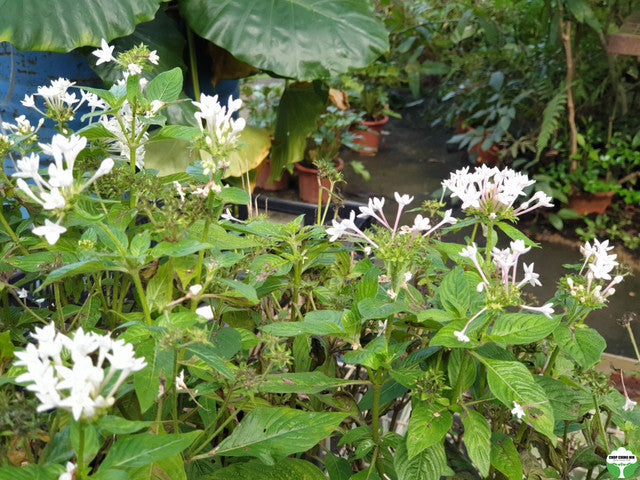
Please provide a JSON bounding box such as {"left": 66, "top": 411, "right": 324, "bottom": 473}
{"left": 0, "top": 208, "right": 28, "bottom": 255}
{"left": 543, "top": 346, "right": 560, "bottom": 376}
{"left": 316, "top": 175, "right": 323, "bottom": 225}
{"left": 592, "top": 395, "right": 609, "bottom": 453}
{"left": 319, "top": 180, "right": 336, "bottom": 226}
{"left": 625, "top": 324, "right": 640, "bottom": 363}
{"left": 368, "top": 369, "right": 383, "bottom": 445}
{"left": 188, "top": 409, "right": 237, "bottom": 459}
{"left": 77, "top": 421, "right": 85, "bottom": 480}
{"left": 131, "top": 271, "right": 152, "bottom": 325}
{"left": 53, "top": 283, "right": 65, "bottom": 331}
{"left": 452, "top": 351, "right": 471, "bottom": 402}
{"left": 186, "top": 26, "right": 201, "bottom": 102}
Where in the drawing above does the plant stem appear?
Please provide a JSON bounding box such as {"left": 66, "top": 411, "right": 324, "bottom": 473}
{"left": 188, "top": 410, "right": 237, "bottom": 459}
{"left": 131, "top": 271, "right": 152, "bottom": 325}
{"left": 53, "top": 282, "right": 65, "bottom": 330}
{"left": 0, "top": 208, "right": 28, "bottom": 255}
{"left": 186, "top": 26, "right": 201, "bottom": 102}
{"left": 625, "top": 323, "right": 640, "bottom": 363}
{"left": 592, "top": 395, "right": 609, "bottom": 453}
{"left": 77, "top": 421, "right": 85, "bottom": 480}
{"left": 368, "top": 369, "right": 383, "bottom": 445}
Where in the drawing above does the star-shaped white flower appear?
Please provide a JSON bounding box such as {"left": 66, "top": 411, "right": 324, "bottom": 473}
{"left": 511, "top": 401, "right": 525, "bottom": 419}
{"left": 148, "top": 50, "right": 160, "bottom": 65}
{"left": 92, "top": 39, "right": 116, "bottom": 66}
{"left": 32, "top": 219, "right": 67, "bottom": 245}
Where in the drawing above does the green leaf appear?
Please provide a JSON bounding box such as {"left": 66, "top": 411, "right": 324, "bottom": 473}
{"left": 534, "top": 376, "right": 591, "bottom": 421}
{"left": 357, "top": 298, "right": 408, "bottom": 320}
{"left": 407, "top": 402, "right": 452, "bottom": 459}
{"left": 489, "top": 313, "right": 560, "bottom": 345}
{"left": 146, "top": 67, "right": 183, "bottom": 102}
{"left": 495, "top": 222, "right": 539, "bottom": 248}
{"left": 97, "top": 415, "right": 152, "bottom": 435}
{"left": 212, "top": 407, "right": 346, "bottom": 465}
{"left": 43, "top": 260, "right": 122, "bottom": 286}
{"left": 554, "top": 324, "right": 606, "bottom": 369}
{"left": 146, "top": 261, "right": 173, "bottom": 312}
{"left": 203, "top": 458, "right": 326, "bottom": 480}
{"left": 270, "top": 81, "right": 328, "bottom": 177}
{"left": 258, "top": 372, "right": 355, "bottom": 394}
{"left": 261, "top": 310, "right": 346, "bottom": 338}
{"left": 8, "top": 251, "right": 76, "bottom": 272}
{"left": 219, "top": 278, "right": 258, "bottom": 305}
{"left": 153, "top": 125, "right": 201, "bottom": 141}
{"left": 438, "top": 267, "right": 471, "bottom": 317}
{"left": 180, "top": 0, "right": 389, "bottom": 80}
{"left": 187, "top": 343, "right": 234, "bottom": 380}
{"left": 565, "top": 0, "right": 601, "bottom": 31}
{"left": 490, "top": 432, "right": 522, "bottom": 480}
{"left": 462, "top": 410, "right": 491, "bottom": 476}
{"left": 133, "top": 339, "right": 174, "bottom": 413}
{"left": 99, "top": 431, "right": 200, "bottom": 470}
{"left": 343, "top": 335, "right": 387, "bottom": 369}
{"left": 150, "top": 238, "right": 211, "bottom": 258}
{"left": 324, "top": 452, "right": 352, "bottom": 480}
{"left": 476, "top": 355, "right": 555, "bottom": 444}
{"left": 129, "top": 230, "right": 151, "bottom": 257}
{"left": 394, "top": 437, "right": 447, "bottom": 480}
{"left": 0, "top": 0, "right": 162, "bottom": 52}
{"left": 0, "top": 465, "right": 64, "bottom": 480}
{"left": 447, "top": 349, "right": 476, "bottom": 395}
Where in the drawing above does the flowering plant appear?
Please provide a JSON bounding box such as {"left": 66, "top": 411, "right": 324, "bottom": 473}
{"left": 0, "top": 41, "right": 637, "bottom": 480}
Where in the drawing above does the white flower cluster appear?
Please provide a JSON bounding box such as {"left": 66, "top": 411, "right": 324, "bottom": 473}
{"left": 454, "top": 240, "right": 554, "bottom": 344}
{"left": 92, "top": 38, "right": 159, "bottom": 77}
{"left": 1, "top": 114, "right": 42, "bottom": 138}
{"left": 192, "top": 94, "right": 245, "bottom": 175}
{"left": 327, "top": 192, "right": 457, "bottom": 248}
{"left": 12, "top": 134, "right": 114, "bottom": 244}
{"left": 566, "top": 239, "right": 623, "bottom": 303}
{"left": 20, "top": 78, "right": 105, "bottom": 129}
{"left": 100, "top": 101, "right": 149, "bottom": 169}
{"left": 442, "top": 165, "right": 553, "bottom": 218}
{"left": 14, "top": 323, "right": 146, "bottom": 421}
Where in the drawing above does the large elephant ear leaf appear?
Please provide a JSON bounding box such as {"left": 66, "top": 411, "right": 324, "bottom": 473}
{"left": 0, "top": 0, "right": 164, "bottom": 52}
{"left": 179, "top": 0, "right": 390, "bottom": 80}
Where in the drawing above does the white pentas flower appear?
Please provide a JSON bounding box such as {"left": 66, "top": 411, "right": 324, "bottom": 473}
{"left": 92, "top": 39, "right": 116, "bottom": 65}
{"left": 19, "top": 78, "right": 95, "bottom": 127}
{"left": 32, "top": 219, "right": 67, "bottom": 245}
{"left": 442, "top": 165, "right": 552, "bottom": 218}
{"left": 13, "top": 323, "right": 146, "bottom": 422}
{"left": 192, "top": 94, "right": 245, "bottom": 175}
{"left": 567, "top": 239, "right": 623, "bottom": 304}
{"left": 12, "top": 133, "right": 113, "bottom": 244}
{"left": 100, "top": 101, "right": 149, "bottom": 168}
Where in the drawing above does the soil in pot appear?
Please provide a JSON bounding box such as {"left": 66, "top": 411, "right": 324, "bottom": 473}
{"left": 295, "top": 157, "right": 344, "bottom": 204}
{"left": 254, "top": 158, "right": 290, "bottom": 191}
{"left": 351, "top": 115, "right": 389, "bottom": 155}
{"left": 568, "top": 191, "right": 615, "bottom": 215}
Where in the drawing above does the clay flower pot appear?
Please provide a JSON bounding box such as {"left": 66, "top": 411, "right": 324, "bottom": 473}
{"left": 350, "top": 115, "right": 389, "bottom": 155}
{"left": 295, "top": 157, "right": 344, "bottom": 204}
{"left": 568, "top": 191, "right": 615, "bottom": 215}
{"left": 254, "top": 158, "right": 290, "bottom": 191}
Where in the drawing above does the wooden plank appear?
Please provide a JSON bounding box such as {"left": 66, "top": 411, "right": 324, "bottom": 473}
{"left": 608, "top": 11, "right": 640, "bottom": 56}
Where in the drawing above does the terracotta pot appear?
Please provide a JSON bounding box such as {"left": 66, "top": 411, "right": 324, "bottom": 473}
{"left": 456, "top": 122, "right": 500, "bottom": 165}
{"left": 254, "top": 158, "right": 290, "bottom": 191}
{"left": 294, "top": 157, "right": 344, "bottom": 204}
{"left": 568, "top": 191, "right": 615, "bottom": 215}
{"left": 350, "top": 115, "right": 389, "bottom": 155}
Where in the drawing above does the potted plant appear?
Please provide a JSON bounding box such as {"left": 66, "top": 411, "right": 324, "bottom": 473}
{"left": 295, "top": 105, "right": 364, "bottom": 205}
{"left": 240, "top": 81, "right": 288, "bottom": 190}
{"left": 539, "top": 130, "right": 640, "bottom": 215}
{"left": 339, "top": 61, "right": 401, "bottom": 155}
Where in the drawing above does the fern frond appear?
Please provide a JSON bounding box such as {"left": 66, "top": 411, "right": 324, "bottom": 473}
{"left": 535, "top": 92, "right": 567, "bottom": 162}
